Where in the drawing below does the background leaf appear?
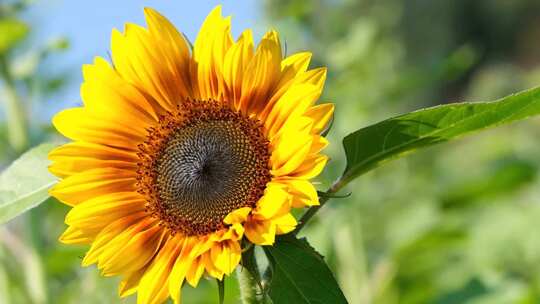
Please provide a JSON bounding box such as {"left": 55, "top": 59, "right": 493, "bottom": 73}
{"left": 0, "top": 18, "right": 29, "bottom": 53}
{"left": 342, "top": 86, "right": 540, "bottom": 183}
{"left": 264, "top": 235, "right": 348, "bottom": 304}
{"left": 0, "top": 143, "right": 57, "bottom": 224}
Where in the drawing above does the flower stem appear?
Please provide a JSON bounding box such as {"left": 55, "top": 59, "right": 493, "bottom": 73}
{"left": 237, "top": 245, "right": 266, "bottom": 304}
{"left": 294, "top": 176, "right": 348, "bottom": 235}
{"left": 0, "top": 55, "right": 28, "bottom": 153}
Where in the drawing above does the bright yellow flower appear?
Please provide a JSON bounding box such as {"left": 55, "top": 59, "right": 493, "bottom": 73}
{"left": 48, "top": 6, "right": 332, "bottom": 304}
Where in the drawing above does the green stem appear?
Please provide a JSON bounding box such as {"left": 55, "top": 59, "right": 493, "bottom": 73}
{"left": 237, "top": 245, "right": 265, "bottom": 304}
{"left": 294, "top": 177, "right": 348, "bottom": 235}
{"left": 217, "top": 278, "right": 225, "bottom": 304}
{"left": 0, "top": 55, "right": 28, "bottom": 153}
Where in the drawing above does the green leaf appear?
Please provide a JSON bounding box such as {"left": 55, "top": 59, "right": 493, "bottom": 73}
{"left": 0, "top": 143, "right": 58, "bottom": 224}
{"left": 264, "top": 235, "right": 348, "bottom": 304}
{"left": 342, "top": 86, "right": 540, "bottom": 183}
{"left": 0, "top": 18, "right": 29, "bottom": 53}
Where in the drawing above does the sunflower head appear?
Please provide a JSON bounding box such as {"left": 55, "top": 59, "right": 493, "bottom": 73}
{"left": 49, "top": 5, "right": 333, "bottom": 304}
{"left": 137, "top": 99, "right": 272, "bottom": 236}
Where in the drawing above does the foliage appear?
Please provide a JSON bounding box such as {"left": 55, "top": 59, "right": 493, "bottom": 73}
{"left": 342, "top": 87, "right": 540, "bottom": 183}
{"left": 264, "top": 235, "right": 348, "bottom": 304}
{"left": 0, "top": 143, "right": 57, "bottom": 224}
{"left": 0, "top": 18, "right": 28, "bottom": 54}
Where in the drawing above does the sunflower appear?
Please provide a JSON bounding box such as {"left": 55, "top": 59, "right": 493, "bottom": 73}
{"left": 48, "top": 6, "right": 332, "bottom": 304}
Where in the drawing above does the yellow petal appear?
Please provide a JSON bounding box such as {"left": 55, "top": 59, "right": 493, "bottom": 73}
{"left": 258, "top": 52, "right": 313, "bottom": 121}
{"left": 211, "top": 240, "right": 241, "bottom": 275}
{"left": 305, "top": 103, "right": 334, "bottom": 134}
{"left": 201, "top": 250, "right": 224, "bottom": 280}
{"left": 274, "top": 213, "right": 297, "bottom": 234}
{"left": 193, "top": 5, "right": 233, "bottom": 100}
{"left": 49, "top": 168, "right": 135, "bottom": 206}
{"left": 98, "top": 219, "right": 165, "bottom": 276}
{"left": 49, "top": 141, "right": 137, "bottom": 162}
{"left": 264, "top": 83, "right": 320, "bottom": 138}
{"left": 144, "top": 7, "right": 189, "bottom": 50}
{"left": 244, "top": 219, "right": 276, "bottom": 246}
{"left": 253, "top": 185, "right": 290, "bottom": 220}
{"left": 48, "top": 142, "right": 138, "bottom": 178}
{"left": 223, "top": 207, "right": 251, "bottom": 225}
{"left": 223, "top": 30, "right": 254, "bottom": 104}
{"left": 82, "top": 56, "right": 158, "bottom": 125}
{"left": 219, "top": 223, "right": 245, "bottom": 241}
{"left": 137, "top": 235, "right": 183, "bottom": 304}
{"left": 189, "top": 234, "right": 218, "bottom": 258}
{"left": 270, "top": 117, "right": 314, "bottom": 176}
{"left": 49, "top": 156, "right": 136, "bottom": 179}
{"left": 294, "top": 67, "right": 327, "bottom": 90}
{"left": 111, "top": 18, "right": 191, "bottom": 112}
{"left": 119, "top": 268, "right": 146, "bottom": 298}
{"left": 185, "top": 257, "right": 205, "bottom": 287}
{"left": 53, "top": 108, "right": 143, "bottom": 150}
{"left": 169, "top": 236, "right": 200, "bottom": 303}
{"left": 276, "top": 178, "right": 319, "bottom": 208}
{"left": 65, "top": 192, "right": 145, "bottom": 229}
{"left": 310, "top": 135, "right": 329, "bottom": 155}
{"left": 119, "top": 266, "right": 148, "bottom": 298}
{"left": 291, "top": 154, "right": 329, "bottom": 180}
{"left": 261, "top": 67, "right": 325, "bottom": 127}
{"left": 215, "top": 221, "right": 246, "bottom": 242}
{"left": 59, "top": 226, "right": 100, "bottom": 244}
{"left": 82, "top": 212, "right": 147, "bottom": 266}
{"left": 237, "top": 30, "right": 282, "bottom": 115}
{"left": 144, "top": 8, "right": 194, "bottom": 99}
{"left": 281, "top": 52, "right": 312, "bottom": 72}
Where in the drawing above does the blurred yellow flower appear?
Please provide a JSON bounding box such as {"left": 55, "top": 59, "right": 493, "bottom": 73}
{"left": 47, "top": 6, "right": 331, "bottom": 304}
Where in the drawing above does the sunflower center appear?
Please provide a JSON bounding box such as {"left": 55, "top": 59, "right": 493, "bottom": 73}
{"left": 137, "top": 100, "right": 271, "bottom": 236}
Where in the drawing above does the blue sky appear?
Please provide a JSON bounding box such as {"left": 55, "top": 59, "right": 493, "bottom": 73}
{"left": 24, "top": 0, "right": 261, "bottom": 115}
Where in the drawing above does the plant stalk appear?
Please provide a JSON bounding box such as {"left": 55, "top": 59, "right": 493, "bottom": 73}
{"left": 294, "top": 176, "right": 348, "bottom": 235}
{"left": 237, "top": 245, "right": 265, "bottom": 304}
{"left": 0, "top": 55, "right": 28, "bottom": 153}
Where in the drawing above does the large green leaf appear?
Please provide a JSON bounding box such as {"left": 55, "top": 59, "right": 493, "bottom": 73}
{"left": 0, "top": 143, "right": 58, "bottom": 224}
{"left": 0, "top": 18, "right": 29, "bottom": 53}
{"left": 342, "top": 86, "right": 540, "bottom": 183}
{"left": 264, "top": 235, "right": 348, "bottom": 304}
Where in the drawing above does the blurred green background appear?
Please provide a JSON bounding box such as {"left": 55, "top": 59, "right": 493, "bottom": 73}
{"left": 2, "top": 0, "right": 540, "bottom": 303}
